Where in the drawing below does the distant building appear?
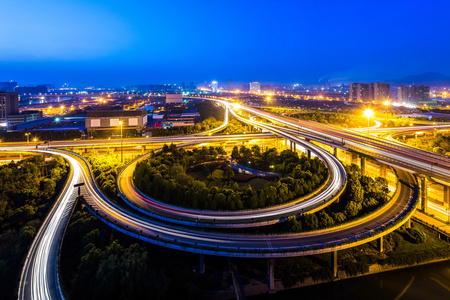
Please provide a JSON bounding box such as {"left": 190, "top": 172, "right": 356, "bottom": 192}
{"left": 369, "top": 83, "right": 375, "bottom": 101}
{"left": 228, "top": 80, "right": 233, "bottom": 90}
{"left": 250, "top": 82, "right": 261, "bottom": 93}
{"left": 165, "top": 93, "right": 183, "bottom": 104}
{"left": 86, "top": 110, "right": 147, "bottom": 133}
{"left": 0, "top": 82, "right": 18, "bottom": 93}
{"left": 0, "top": 92, "right": 19, "bottom": 124}
{"left": 349, "top": 83, "right": 370, "bottom": 101}
{"left": 374, "top": 82, "right": 390, "bottom": 101}
{"left": 349, "top": 83, "right": 358, "bottom": 101}
{"left": 211, "top": 81, "right": 219, "bottom": 93}
{"left": 398, "top": 86, "right": 410, "bottom": 102}
{"left": 7, "top": 110, "right": 43, "bottom": 126}
{"left": 14, "top": 85, "right": 48, "bottom": 95}
{"left": 410, "top": 86, "right": 430, "bottom": 104}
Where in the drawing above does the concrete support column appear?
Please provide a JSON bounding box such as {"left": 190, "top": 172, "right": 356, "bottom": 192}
{"left": 293, "top": 142, "right": 296, "bottom": 152}
{"left": 360, "top": 157, "right": 366, "bottom": 175}
{"left": 444, "top": 185, "right": 450, "bottom": 206}
{"left": 19, "top": 153, "right": 23, "bottom": 160}
{"left": 380, "top": 164, "right": 387, "bottom": 178}
{"left": 405, "top": 218, "right": 411, "bottom": 229}
{"left": 307, "top": 149, "right": 311, "bottom": 159}
{"left": 199, "top": 254, "right": 205, "bottom": 274}
{"left": 377, "top": 236, "right": 384, "bottom": 253}
{"left": 351, "top": 152, "right": 359, "bottom": 165}
{"left": 333, "top": 147, "right": 338, "bottom": 158}
{"left": 331, "top": 250, "right": 338, "bottom": 278}
{"left": 421, "top": 177, "right": 428, "bottom": 214}
{"left": 290, "top": 141, "right": 293, "bottom": 151}
{"left": 267, "top": 259, "right": 275, "bottom": 293}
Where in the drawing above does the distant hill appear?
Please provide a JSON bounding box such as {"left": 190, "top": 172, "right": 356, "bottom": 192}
{"left": 390, "top": 72, "right": 450, "bottom": 85}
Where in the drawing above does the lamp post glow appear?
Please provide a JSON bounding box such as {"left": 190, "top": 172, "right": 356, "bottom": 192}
{"left": 119, "top": 121, "right": 123, "bottom": 162}
{"left": 364, "top": 109, "right": 374, "bottom": 135}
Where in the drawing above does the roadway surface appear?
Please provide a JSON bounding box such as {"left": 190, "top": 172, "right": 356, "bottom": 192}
{"left": 18, "top": 151, "right": 81, "bottom": 300}
{"left": 116, "top": 102, "right": 346, "bottom": 228}
{"left": 15, "top": 98, "right": 422, "bottom": 300}
{"left": 234, "top": 104, "right": 450, "bottom": 183}
{"left": 59, "top": 149, "right": 418, "bottom": 257}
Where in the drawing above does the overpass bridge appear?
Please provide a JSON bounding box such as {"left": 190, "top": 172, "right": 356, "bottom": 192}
{"left": 17, "top": 98, "right": 431, "bottom": 299}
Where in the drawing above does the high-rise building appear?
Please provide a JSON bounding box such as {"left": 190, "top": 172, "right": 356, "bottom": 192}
{"left": 228, "top": 80, "right": 233, "bottom": 90}
{"left": 211, "top": 81, "right": 219, "bottom": 93}
{"left": 250, "top": 82, "right": 261, "bottom": 93}
{"left": 410, "top": 86, "right": 430, "bottom": 104}
{"left": 398, "top": 86, "right": 409, "bottom": 102}
{"left": 374, "top": 82, "right": 390, "bottom": 101}
{"left": 369, "top": 83, "right": 375, "bottom": 101}
{"left": 349, "top": 83, "right": 358, "bottom": 101}
{"left": 0, "top": 92, "right": 19, "bottom": 124}
{"left": 350, "top": 83, "right": 370, "bottom": 101}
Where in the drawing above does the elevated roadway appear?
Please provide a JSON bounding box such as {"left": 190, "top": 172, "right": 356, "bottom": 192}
{"left": 117, "top": 105, "right": 347, "bottom": 228}
{"left": 18, "top": 151, "right": 81, "bottom": 300}
{"left": 60, "top": 149, "right": 418, "bottom": 257}
{"left": 234, "top": 104, "right": 450, "bottom": 182}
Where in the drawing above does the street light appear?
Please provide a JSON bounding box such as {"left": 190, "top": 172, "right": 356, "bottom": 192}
{"left": 25, "top": 133, "right": 30, "bottom": 146}
{"left": 119, "top": 121, "right": 123, "bottom": 163}
{"left": 364, "top": 109, "right": 374, "bottom": 135}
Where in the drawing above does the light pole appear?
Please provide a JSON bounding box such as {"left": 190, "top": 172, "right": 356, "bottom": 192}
{"left": 119, "top": 120, "right": 123, "bottom": 162}
{"left": 364, "top": 109, "right": 374, "bottom": 135}
{"left": 25, "top": 133, "right": 30, "bottom": 146}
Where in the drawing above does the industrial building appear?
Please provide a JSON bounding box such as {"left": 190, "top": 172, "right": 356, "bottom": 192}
{"left": 86, "top": 110, "right": 147, "bottom": 134}
{"left": 165, "top": 93, "right": 183, "bottom": 104}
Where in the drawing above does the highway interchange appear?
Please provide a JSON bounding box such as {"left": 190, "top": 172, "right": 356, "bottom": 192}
{"left": 13, "top": 98, "right": 450, "bottom": 299}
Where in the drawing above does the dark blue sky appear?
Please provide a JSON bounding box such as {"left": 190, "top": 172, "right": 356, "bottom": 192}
{"left": 1, "top": 0, "right": 449, "bottom": 86}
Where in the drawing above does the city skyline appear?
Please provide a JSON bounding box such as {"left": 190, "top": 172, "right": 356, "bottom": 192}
{"left": 2, "top": 0, "right": 450, "bottom": 86}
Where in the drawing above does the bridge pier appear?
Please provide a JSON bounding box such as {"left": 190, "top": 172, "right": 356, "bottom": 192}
{"left": 267, "top": 259, "right": 275, "bottom": 293}
{"left": 444, "top": 185, "right": 450, "bottom": 206}
{"left": 380, "top": 164, "right": 387, "bottom": 178}
{"left": 333, "top": 147, "right": 338, "bottom": 158}
{"left": 331, "top": 250, "right": 338, "bottom": 278}
{"left": 351, "top": 152, "right": 359, "bottom": 166}
{"left": 360, "top": 157, "right": 366, "bottom": 176}
{"left": 199, "top": 254, "right": 205, "bottom": 274}
{"left": 405, "top": 218, "right": 411, "bottom": 229}
{"left": 377, "top": 236, "right": 384, "bottom": 253}
{"left": 420, "top": 177, "right": 428, "bottom": 214}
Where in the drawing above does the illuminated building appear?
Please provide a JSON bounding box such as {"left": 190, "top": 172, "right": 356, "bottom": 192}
{"left": 86, "top": 110, "right": 147, "bottom": 133}
{"left": 211, "top": 81, "right": 219, "bottom": 93}
{"left": 250, "top": 82, "right": 261, "bottom": 93}
{"left": 165, "top": 93, "right": 183, "bottom": 104}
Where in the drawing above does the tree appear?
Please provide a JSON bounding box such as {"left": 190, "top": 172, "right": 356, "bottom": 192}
{"left": 344, "top": 201, "right": 362, "bottom": 218}
{"left": 303, "top": 213, "right": 319, "bottom": 230}
{"left": 318, "top": 211, "right": 335, "bottom": 228}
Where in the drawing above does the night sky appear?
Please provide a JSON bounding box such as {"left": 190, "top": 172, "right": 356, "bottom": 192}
{"left": 1, "top": 0, "right": 449, "bottom": 86}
